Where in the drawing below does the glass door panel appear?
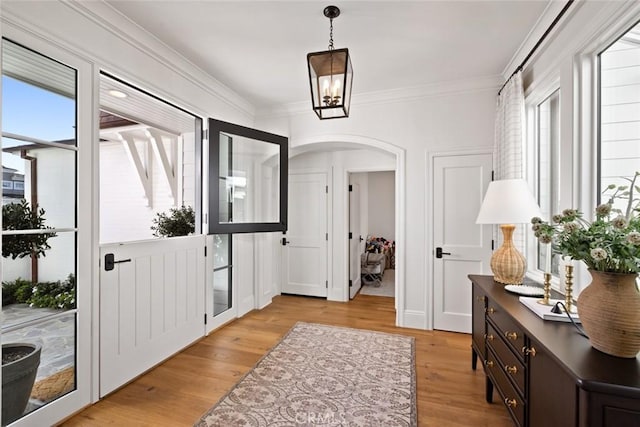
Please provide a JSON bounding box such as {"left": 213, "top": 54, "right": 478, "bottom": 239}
{"left": 1, "top": 38, "right": 78, "bottom": 425}
{"left": 212, "top": 234, "right": 232, "bottom": 316}
{"left": 209, "top": 118, "right": 288, "bottom": 233}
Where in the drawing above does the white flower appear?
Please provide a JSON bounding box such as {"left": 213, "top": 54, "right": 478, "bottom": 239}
{"left": 627, "top": 231, "right": 640, "bottom": 245}
{"left": 590, "top": 248, "right": 608, "bottom": 261}
{"left": 612, "top": 215, "right": 627, "bottom": 229}
{"left": 595, "top": 203, "right": 612, "bottom": 216}
{"left": 564, "top": 222, "right": 579, "bottom": 233}
{"left": 539, "top": 234, "right": 553, "bottom": 244}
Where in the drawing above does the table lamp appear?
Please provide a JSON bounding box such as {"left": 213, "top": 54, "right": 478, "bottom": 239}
{"left": 475, "top": 179, "right": 542, "bottom": 285}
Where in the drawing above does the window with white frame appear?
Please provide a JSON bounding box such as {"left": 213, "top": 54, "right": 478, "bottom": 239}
{"left": 528, "top": 89, "right": 561, "bottom": 276}
{"left": 598, "top": 22, "right": 640, "bottom": 204}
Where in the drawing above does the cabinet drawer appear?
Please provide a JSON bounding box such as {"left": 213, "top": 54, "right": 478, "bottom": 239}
{"left": 487, "top": 322, "right": 525, "bottom": 396}
{"left": 486, "top": 300, "right": 525, "bottom": 360}
{"left": 486, "top": 348, "right": 525, "bottom": 427}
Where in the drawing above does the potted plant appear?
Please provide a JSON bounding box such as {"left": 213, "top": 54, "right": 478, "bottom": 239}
{"left": 531, "top": 172, "right": 640, "bottom": 357}
{"left": 150, "top": 205, "right": 195, "bottom": 238}
{"left": 2, "top": 343, "right": 42, "bottom": 425}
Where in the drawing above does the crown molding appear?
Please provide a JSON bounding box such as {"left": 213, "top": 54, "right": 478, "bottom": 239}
{"left": 61, "top": 0, "right": 256, "bottom": 118}
{"left": 257, "top": 74, "right": 503, "bottom": 119}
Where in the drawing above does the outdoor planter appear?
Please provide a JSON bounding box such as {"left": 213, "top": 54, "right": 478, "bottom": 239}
{"left": 2, "top": 343, "right": 41, "bottom": 425}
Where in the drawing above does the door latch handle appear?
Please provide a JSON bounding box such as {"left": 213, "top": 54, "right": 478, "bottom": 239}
{"left": 281, "top": 238, "right": 291, "bottom": 246}
{"left": 435, "top": 247, "right": 451, "bottom": 258}
{"left": 104, "top": 253, "right": 132, "bottom": 271}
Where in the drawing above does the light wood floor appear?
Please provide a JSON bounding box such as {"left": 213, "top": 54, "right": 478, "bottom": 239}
{"left": 62, "top": 294, "right": 512, "bottom": 426}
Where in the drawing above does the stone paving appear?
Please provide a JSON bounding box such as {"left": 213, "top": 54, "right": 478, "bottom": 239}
{"left": 2, "top": 304, "right": 75, "bottom": 381}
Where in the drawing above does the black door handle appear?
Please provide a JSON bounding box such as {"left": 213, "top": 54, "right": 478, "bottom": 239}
{"left": 436, "top": 247, "right": 451, "bottom": 258}
{"left": 104, "top": 253, "right": 132, "bottom": 271}
{"left": 281, "top": 238, "right": 291, "bottom": 246}
{"left": 359, "top": 236, "right": 364, "bottom": 242}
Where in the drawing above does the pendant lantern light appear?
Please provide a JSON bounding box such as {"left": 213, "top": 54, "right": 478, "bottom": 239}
{"left": 307, "top": 5, "right": 353, "bottom": 119}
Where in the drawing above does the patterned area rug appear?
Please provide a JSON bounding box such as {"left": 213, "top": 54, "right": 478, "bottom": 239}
{"left": 195, "top": 322, "right": 416, "bottom": 426}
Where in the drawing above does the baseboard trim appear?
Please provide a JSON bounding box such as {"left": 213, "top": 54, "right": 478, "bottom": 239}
{"left": 401, "top": 310, "right": 428, "bottom": 330}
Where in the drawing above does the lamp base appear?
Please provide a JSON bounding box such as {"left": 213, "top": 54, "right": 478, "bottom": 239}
{"left": 491, "top": 224, "right": 526, "bottom": 285}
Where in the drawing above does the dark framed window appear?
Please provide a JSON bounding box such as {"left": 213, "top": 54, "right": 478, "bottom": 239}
{"left": 208, "top": 118, "right": 288, "bottom": 234}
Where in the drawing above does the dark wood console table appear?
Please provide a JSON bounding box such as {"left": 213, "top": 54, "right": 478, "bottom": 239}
{"left": 469, "top": 274, "right": 640, "bottom": 427}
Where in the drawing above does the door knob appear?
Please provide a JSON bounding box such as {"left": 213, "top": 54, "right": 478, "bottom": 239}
{"left": 435, "top": 247, "right": 451, "bottom": 258}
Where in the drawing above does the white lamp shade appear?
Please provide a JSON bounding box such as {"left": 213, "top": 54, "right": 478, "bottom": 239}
{"left": 476, "top": 179, "right": 542, "bottom": 224}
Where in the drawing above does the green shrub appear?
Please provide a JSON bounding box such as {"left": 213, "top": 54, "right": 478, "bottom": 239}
{"left": 151, "top": 205, "right": 195, "bottom": 238}
{"left": 2, "top": 278, "right": 32, "bottom": 305}
{"left": 2, "top": 274, "right": 75, "bottom": 309}
{"left": 2, "top": 199, "right": 56, "bottom": 259}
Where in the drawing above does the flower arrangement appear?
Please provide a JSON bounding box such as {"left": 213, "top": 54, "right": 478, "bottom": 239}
{"left": 531, "top": 172, "right": 640, "bottom": 274}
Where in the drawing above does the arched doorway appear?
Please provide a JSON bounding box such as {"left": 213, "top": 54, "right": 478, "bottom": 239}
{"left": 285, "top": 135, "right": 407, "bottom": 327}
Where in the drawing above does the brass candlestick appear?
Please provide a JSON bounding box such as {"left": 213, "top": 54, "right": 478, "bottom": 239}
{"left": 564, "top": 264, "right": 576, "bottom": 313}
{"left": 537, "top": 273, "right": 552, "bottom": 305}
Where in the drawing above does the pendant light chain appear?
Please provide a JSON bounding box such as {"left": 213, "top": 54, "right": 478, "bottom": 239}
{"left": 328, "top": 17, "right": 334, "bottom": 51}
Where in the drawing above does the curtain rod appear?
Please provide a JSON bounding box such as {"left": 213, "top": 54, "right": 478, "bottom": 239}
{"left": 497, "top": 0, "right": 575, "bottom": 96}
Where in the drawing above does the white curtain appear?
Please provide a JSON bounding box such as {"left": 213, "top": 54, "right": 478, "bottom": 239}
{"left": 494, "top": 71, "right": 526, "bottom": 251}
{"left": 494, "top": 71, "right": 525, "bottom": 180}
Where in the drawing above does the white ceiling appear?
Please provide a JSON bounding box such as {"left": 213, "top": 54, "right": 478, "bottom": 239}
{"left": 106, "top": 1, "right": 552, "bottom": 110}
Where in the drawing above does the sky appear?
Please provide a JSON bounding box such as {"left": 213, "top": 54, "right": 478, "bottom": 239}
{"left": 2, "top": 75, "right": 76, "bottom": 174}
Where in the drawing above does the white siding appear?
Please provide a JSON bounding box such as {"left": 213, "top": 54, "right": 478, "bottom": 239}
{"left": 600, "top": 38, "right": 640, "bottom": 195}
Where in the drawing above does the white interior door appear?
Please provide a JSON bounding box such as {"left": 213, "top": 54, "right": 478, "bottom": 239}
{"left": 99, "top": 236, "right": 205, "bottom": 396}
{"left": 433, "top": 153, "right": 492, "bottom": 333}
{"left": 349, "top": 182, "right": 362, "bottom": 299}
{"left": 282, "top": 172, "right": 328, "bottom": 297}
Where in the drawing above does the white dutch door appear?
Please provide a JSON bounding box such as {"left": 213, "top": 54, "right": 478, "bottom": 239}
{"left": 282, "top": 172, "right": 328, "bottom": 297}
{"left": 99, "top": 236, "right": 205, "bottom": 396}
{"left": 433, "top": 153, "right": 492, "bottom": 333}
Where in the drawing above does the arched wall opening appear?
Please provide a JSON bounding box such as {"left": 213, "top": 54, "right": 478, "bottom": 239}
{"left": 286, "top": 135, "right": 407, "bottom": 327}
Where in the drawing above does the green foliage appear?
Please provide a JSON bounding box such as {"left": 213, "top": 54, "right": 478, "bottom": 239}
{"left": 2, "top": 274, "right": 75, "bottom": 309}
{"left": 532, "top": 172, "right": 640, "bottom": 274}
{"left": 2, "top": 199, "right": 56, "bottom": 259}
{"left": 1, "top": 278, "right": 32, "bottom": 305}
{"left": 150, "top": 205, "right": 195, "bottom": 238}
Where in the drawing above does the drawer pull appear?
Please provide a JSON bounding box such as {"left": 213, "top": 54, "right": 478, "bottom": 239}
{"left": 485, "top": 360, "right": 494, "bottom": 368}
{"left": 487, "top": 307, "right": 496, "bottom": 314}
{"left": 522, "top": 346, "right": 537, "bottom": 357}
{"left": 505, "top": 365, "right": 518, "bottom": 375}
{"left": 476, "top": 296, "right": 486, "bottom": 302}
{"left": 505, "top": 331, "right": 518, "bottom": 340}
{"left": 486, "top": 334, "right": 495, "bottom": 341}
{"left": 504, "top": 397, "right": 518, "bottom": 408}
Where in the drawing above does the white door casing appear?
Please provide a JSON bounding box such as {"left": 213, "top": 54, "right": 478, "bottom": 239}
{"left": 99, "top": 236, "right": 205, "bottom": 396}
{"left": 282, "top": 171, "right": 328, "bottom": 297}
{"left": 349, "top": 182, "right": 362, "bottom": 299}
{"left": 432, "top": 152, "right": 493, "bottom": 333}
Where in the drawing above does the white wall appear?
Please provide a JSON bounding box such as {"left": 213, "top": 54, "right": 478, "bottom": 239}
{"left": 366, "top": 171, "right": 395, "bottom": 240}
{"left": 259, "top": 88, "right": 497, "bottom": 328}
